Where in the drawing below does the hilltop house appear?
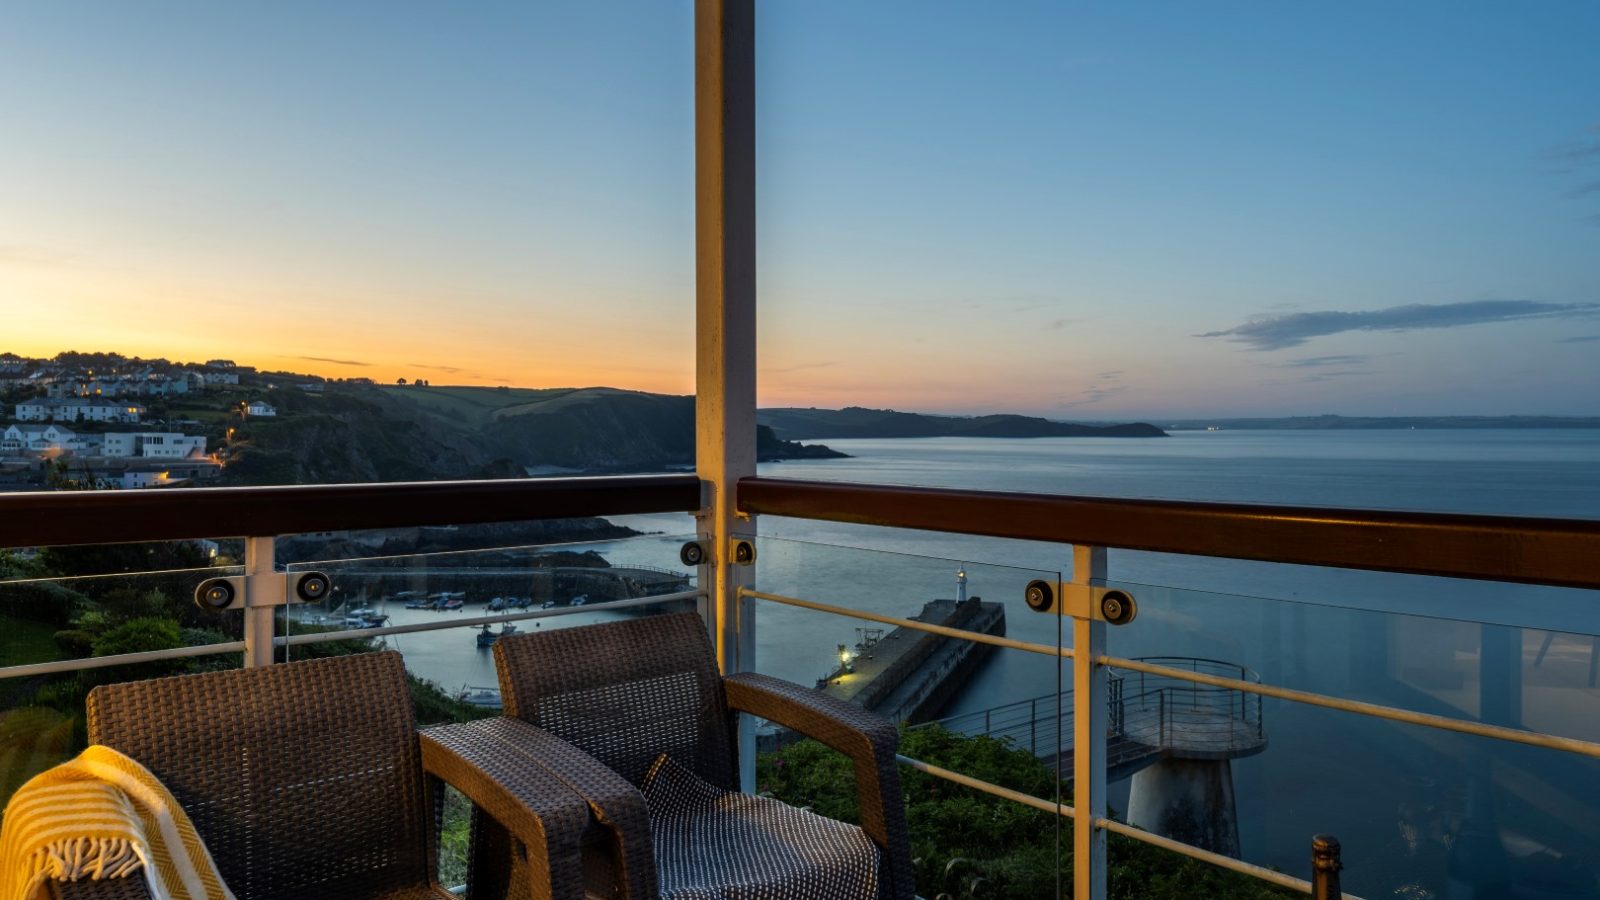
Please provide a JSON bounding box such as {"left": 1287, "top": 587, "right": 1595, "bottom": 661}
{"left": 244, "top": 400, "right": 277, "bottom": 417}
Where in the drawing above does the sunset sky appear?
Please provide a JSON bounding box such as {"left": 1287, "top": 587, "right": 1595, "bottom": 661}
{"left": 2, "top": 2, "right": 1596, "bottom": 418}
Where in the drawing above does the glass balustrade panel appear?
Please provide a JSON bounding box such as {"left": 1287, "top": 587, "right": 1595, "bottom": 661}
{"left": 749, "top": 536, "right": 1067, "bottom": 900}
{"left": 1104, "top": 571, "right": 1600, "bottom": 899}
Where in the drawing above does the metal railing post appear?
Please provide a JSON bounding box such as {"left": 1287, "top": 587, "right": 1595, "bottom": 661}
{"left": 1072, "top": 544, "right": 1108, "bottom": 900}
{"left": 1311, "top": 834, "right": 1342, "bottom": 900}
{"left": 696, "top": 0, "right": 758, "bottom": 793}
{"left": 242, "top": 535, "right": 276, "bottom": 668}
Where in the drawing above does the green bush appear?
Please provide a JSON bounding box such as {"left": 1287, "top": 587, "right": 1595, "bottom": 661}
{"left": 52, "top": 629, "right": 96, "bottom": 658}
{"left": 92, "top": 617, "right": 183, "bottom": 658}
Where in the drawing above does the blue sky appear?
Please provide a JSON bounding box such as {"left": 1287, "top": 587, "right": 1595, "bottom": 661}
{"left": 1, "top": 2, "right": 1596, "bottom": 417}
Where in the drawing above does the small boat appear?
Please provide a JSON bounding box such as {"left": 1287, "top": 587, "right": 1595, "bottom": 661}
{"left": 404, "top": 598, "right": 432, "bottom": 609}
{"left": 539, "top": 600, "right": 557, "bottom": 610}
{"left": 476, "top": 622, "right": 518, "bottom": 648}
{"left": 508, "top": 596, "right": 533, "bottom": 609}
{"left": 441, "top": 598, "right": 464, "bottom": 611}
{"left": 570, "top": 595, "right": 588, "bottom": 607}
{"left": 455, "top": 685, "right": 502, "bottom": 709}
{"left": 484, "top": 597, "right": 507, "bottom": 612}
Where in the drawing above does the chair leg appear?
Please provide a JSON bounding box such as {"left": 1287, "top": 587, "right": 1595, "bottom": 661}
{"left": 467, "top": 806, "right": 516, "bottom": 900}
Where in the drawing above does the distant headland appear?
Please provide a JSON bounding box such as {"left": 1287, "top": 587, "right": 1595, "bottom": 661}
{"left": 1161, "top": 415, "right": 1600, "bottom": 431}
{"left": 758, "top": 407, "right": 1167, "bottom": 440}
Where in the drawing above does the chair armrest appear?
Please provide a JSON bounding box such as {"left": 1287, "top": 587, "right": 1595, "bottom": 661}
{"left": 437, "top": 717, "right": 660, "bottom": 900}
{"left": 723, "top": 672, "right": 915, "bottom": 900}
{"left": 422, "top": 720, "right": 595, "bottom": 899}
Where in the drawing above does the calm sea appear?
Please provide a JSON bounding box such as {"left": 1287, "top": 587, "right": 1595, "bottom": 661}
{"left": 370, "top": 430, "right": 1600, "bottom": 896}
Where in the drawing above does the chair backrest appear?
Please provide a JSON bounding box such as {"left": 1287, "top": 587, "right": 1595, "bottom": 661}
{"left": 87, "top": 651, "right": 431, "bottom": 900}
{"left": 495, "top": 612, "right": 737, "bottom": 790}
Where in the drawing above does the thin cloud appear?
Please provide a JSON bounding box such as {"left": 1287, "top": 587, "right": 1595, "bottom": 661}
{"left": 409, "top": 363, "right": 465, "bottom": 374}
{"left": 1551, "top": 124, "right": 1600, "bottom": 219}
{"left": 762, "top": 361, "right": 839, "bottom": 375}
{"left": 1276, "top": 355, "right": 1373, "bottom": 368}
{"left": 1198, "top": 300, "right": 1600, "bottom": 351}
{"left": 291, "top": 355, "right": 371, "bottom": 367}
{"left": 1301, "top": 370, "right": 1372, "bottom": 383}
{"left": 1058, "top": 371, "right": 1127, "bottom": 408}
{"left": 1559, "top": 335, "right": 1600, "bottom": 343}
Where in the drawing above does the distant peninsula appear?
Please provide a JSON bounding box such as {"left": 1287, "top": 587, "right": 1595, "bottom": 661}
{"left": 1162, "top": 415, "right": 1600, "bottom": 431}
{"left": 758, "top": 406, "right": 1168, "bottom": 440}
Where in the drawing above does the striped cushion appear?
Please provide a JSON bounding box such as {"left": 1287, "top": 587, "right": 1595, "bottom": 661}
{"left": 640, "top": 754, "right": 879, "bottom": 900}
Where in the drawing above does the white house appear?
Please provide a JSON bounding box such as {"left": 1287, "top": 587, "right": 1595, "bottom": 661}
{"left": 15, "top": 401, "right": 51, "bottom": 422}
{"left": 100, "top": 432, "right": 207, "bottom": 459}
{"left": 122, "top": 469, "right": 178, "bottom": 489}
{"left": 203, "top": 371, "right": 240, "bottom": 387}
{"left": 1, "top": 424, "right": 76, "bottom": 454}
{"left": 245, "top": 400, "right": 277, "bottom": 417}
{"left": 50, "top": 399, "right": 145, "bottom": 423}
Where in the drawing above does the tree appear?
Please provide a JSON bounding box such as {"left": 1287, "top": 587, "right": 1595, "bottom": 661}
{"left": 397, "top": 377, "right": 408, "bottom": 385}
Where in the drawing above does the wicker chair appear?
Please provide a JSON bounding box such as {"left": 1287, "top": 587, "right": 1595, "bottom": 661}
{"left": 59, "top": 651, "right": 595, "bottom": 900}
{"left": 492, "top": 612, "right": 916, "bottom": 900}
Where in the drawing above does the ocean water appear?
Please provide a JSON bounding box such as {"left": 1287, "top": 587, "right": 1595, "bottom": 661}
{"left": 374, "top": 430, "right": 1600, "bottom": 896}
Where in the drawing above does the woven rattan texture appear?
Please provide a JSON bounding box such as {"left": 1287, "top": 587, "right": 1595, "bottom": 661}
{"left": 494, "top": 613, "right": 737, "bottom": 791}
{"left": 52, "top": 878, "right": 153, "bottom": 900}
{"left": 723, "top": 673, "right": 914, "bottom": 899}
{"left": 494, "top": 613, "right": 916, "bottom": 900}
{"left": 422, "top": 719, "right": 597, "bottom": 900}
{"left": 85, "top": 651, "right": 442, "bottom": 900}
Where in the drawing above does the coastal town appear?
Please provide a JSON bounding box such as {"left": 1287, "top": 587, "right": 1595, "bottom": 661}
{"left": 0, "top": 352, "right": 322, "bottom": 489}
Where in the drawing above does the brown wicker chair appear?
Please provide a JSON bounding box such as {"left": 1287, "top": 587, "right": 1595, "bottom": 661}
{"left": 59, "top": 650, "right": 595, "bottom": 900}
{"left": 492, "top": 612, "right": 916, "bottom": 900}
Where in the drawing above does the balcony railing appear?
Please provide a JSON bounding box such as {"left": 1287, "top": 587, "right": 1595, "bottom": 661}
{"left": 3, "top": 472, "right": 1598, "bottom": 898}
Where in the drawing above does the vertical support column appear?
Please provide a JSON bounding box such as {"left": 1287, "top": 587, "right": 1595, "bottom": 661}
{"left": 1072, "top": 545, "right": 1108, "bottom": 900}
{"left": 242, "top": 535, "right": 276, "bottom": 668}
{"left": 696, "top": 0, "right": 758, "bottom": 792}
{"left": 1479, "top": 623, "right": 1523, "bottom": 728}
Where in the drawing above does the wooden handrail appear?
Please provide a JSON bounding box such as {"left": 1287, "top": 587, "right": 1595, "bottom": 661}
{"left": 0, "top": 474, "right": 702, "bottom": 548}
{"left": 737, "top": 476, "right": 1600, "bottom": 590}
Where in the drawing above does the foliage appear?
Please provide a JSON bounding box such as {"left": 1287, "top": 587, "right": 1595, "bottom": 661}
{"left": 0, "top": 616, "right": 67, "bottom": 668}
{"left": 52, "top": 629, "right": 96, "bottom": 658}
{"left": 39, "top": 541, "right": 210, "bottom": 580}
{"left": 0, "top": 580, "right": 90, "bottom": 627}
{"left": 757, "top": 725, "right": 1295, "bottom": 899}
{"left": 180, "top": 627, "right": 242, "bottom": 673}
{"left": 92, "top": 616, "right": 183, "bottom": 661}
{"left": 408, "top": 675, "right": 498, "bottom": 728}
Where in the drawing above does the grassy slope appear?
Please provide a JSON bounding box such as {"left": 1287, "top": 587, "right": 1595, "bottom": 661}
{"left": 0, "top": 615, "right": 59, "bottom": 668}
{"left": 375, "top": 384, "right": 576, "bottom": 429}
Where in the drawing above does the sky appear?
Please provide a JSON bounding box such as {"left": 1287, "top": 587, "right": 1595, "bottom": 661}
{"left": 1, "top": 1, "right": 1596, "bottom": 419}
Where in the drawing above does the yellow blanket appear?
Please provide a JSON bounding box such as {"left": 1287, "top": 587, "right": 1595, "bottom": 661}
{"left": 0, "top": 745, "right": 232, "bottom": 900}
